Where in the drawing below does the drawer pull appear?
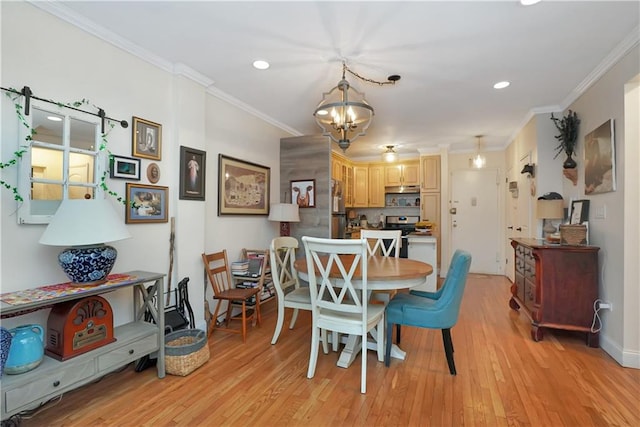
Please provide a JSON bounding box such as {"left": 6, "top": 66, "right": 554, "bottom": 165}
{"left": 129, "top": 349, "right": 134, "bottom": 355}
{"left": 53, "top": 380, "right": 60, "bottom": 387}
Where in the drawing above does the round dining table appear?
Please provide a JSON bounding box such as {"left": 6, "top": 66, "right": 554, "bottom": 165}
{"left": 294, "top": 255, "right": 433, "bottom": 368}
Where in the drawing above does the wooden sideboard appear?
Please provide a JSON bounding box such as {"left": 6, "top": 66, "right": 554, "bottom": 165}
{"left": 0, "top": 271, "right": 165, "bottom": 420}
{"left": 509, "top": 239, "right": 600, "bottom": 347}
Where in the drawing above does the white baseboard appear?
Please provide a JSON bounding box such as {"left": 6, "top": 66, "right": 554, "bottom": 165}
{"left": 599, "top": 333, "right": 640, "bottom": 369}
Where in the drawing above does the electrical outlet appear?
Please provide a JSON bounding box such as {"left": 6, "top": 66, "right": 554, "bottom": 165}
{"left": 598, "top": 302, "right": 612, "bottom": 310}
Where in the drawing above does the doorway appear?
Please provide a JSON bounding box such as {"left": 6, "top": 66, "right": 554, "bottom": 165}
{"left": 450, "top": 169, "right": 501, "bottom": 274}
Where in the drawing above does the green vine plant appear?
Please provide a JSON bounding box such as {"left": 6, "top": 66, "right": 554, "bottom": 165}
{"left": 1, "top": 89, "right": 136, "bottom": 207}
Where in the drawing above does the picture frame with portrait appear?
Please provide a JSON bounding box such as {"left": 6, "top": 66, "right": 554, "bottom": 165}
{"left": 179, "top": 146, "right": 206, "bottom": 200}
{"left": 291, "top": 179, "right": 316, "bottom": 208}
{"left": 125, "top": 183, "right": 169, "bottom": 223}
{"left": 109, "top": 154, "right": 141, "bottom": 180}
{"left": 218, "top": 154, "right": 270, "bottom": 215}
{"left": 132, "top": 116, "right": 162, "bottom": 160}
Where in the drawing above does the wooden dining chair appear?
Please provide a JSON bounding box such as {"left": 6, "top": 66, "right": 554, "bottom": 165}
{"left": 202, "top": 250, "right": 262, "bottom": 343}
{"left": 302, "top": 236, "right": 385, "bottom": 394}
{"left": 385, "top": 250, "right": 471, "bottom": 374}
{"left": 361, "top": 229, "right": 402, "bottom": 305}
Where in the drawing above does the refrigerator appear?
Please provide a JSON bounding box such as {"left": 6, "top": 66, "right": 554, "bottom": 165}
{"left": 331, "top": 179, "right": 346, "bottom": 239}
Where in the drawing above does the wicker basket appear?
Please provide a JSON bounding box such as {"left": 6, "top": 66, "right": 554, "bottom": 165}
{"left": 560, "top": 224, "right": 587, "bottom": 246}
{"left": 165, "top": 329, "right": 209, "bottom": 376}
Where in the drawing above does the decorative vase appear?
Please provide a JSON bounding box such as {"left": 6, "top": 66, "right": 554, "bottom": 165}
{"left": 0, "top": 327, "right": 12, "bottom": 376}
{"left": 563, "top": 155, "right": 577, "bottom": 169}
{"left": 4, "top": 324, "right": 44, "bottom": 375}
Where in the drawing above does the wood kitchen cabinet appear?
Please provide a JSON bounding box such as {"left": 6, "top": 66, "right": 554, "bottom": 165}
{"left": 509, "top": 238, "right": 600, "bottom": 347}
{"left": 352, "top": 166, "right": 368, "bottom": 207}
{"left": 384, "top": 161, "right": 419, "bottom": 187}
{"left": 420, "top": 155, "right": 440, "bottom": 192}
{"left": 368, "top": 165, "right": 385, "bottom": 207}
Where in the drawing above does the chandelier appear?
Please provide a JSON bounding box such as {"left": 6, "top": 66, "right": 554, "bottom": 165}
{"left": 314, "top": 62, "right": 399, "bottom": 152}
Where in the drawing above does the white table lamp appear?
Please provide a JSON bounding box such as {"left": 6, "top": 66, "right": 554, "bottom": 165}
{"left": 39, "top": 198, "right": 131, "bottom": 285}
{"left": 536, "top": 199, "right": 564, "bottom": 238}
{"left": 268, "top": 203, "right": 300, "bottom": 236}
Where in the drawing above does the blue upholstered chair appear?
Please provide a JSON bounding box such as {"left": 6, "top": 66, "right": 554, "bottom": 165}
{"left": 385, "top": 250, "right": 472, "bottom": 375}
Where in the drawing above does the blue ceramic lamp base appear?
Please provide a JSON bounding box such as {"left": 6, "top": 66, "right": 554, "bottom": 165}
{"left": 58, "top": 244, "right": 118, "bottom": 286}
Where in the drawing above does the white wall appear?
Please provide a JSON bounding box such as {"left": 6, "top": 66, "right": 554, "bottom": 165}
{"left": 566, "top": 47, "right": 639, "bottom": 367}
{"left": 0, "top": 2, "right": 289, "bottom": 332}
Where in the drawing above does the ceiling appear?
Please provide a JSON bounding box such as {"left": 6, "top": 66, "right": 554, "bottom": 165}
{"left": 41, "top": 1, "right": 639, "bottom": 160}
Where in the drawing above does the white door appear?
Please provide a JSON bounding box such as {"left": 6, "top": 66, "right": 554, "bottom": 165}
{"left": 450, "top": 169, "right": 501, "bottom": 274}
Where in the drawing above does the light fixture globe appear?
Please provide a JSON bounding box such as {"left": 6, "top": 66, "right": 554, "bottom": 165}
{"left": 314, "top": 64, "right": 374, "bottom": 152}
{"left": 382, "top": 145, "right": 399, "bottom": 163}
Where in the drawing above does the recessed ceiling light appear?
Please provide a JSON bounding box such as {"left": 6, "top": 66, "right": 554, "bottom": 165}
{"left": 493, "top": 81, "right": 510, "bottom": 89}
{"left": 47, "top": 116, "right": 62, "bottom": 121}
{"left": 520, "top": 0, "right": 541, "bottom": 6}
{"left": 253, "top": 60, "right": 270, "bottom": 70}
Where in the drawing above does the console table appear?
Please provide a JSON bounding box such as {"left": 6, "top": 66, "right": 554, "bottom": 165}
{"left": 0, "top": 271, "right": 165, "bottom": 421}
{"left": 509, "top": 239, "right": 600, "bottom": 347}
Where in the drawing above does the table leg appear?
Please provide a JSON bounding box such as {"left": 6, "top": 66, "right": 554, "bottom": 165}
{"left": 336, "top": 328, "right": 406, "bottom": 368}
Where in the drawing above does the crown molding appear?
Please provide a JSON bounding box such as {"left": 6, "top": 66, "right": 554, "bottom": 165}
{"left": 205, "top": 86, "right": 302, "bottom": 136}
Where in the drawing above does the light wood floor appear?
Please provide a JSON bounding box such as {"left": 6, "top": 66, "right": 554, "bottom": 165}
{"left": 17, "top": 274, "right": 640, "bottom": 426}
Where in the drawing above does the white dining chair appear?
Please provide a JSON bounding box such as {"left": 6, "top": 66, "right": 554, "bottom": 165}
{"left": 361, "top": 229, "right": 402, "bottom": 304}
{"left": 269, "top": 237, "right": 311, "bottom": 344}
{"left": 270, "top": 237, "right": 339, "bottom": 350}
{"left": 302, "top": 236, "right": 385, "bottom": 394}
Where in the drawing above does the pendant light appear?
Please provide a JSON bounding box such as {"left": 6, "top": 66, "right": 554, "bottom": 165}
{"left": 472, "top": 135, "right": 486, "bottom": 169}
{"left": 382, "top": 145, "right": 399, "bottom": 163}
{"left": 314, "top": 61, "right": 400, "bottom": 152}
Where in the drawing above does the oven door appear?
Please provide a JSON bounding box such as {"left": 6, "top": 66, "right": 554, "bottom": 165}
{"left": 382, "top": 234, "right": 409, "bottom": 258}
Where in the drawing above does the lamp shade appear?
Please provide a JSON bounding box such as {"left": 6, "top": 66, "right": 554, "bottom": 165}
{"left": 40, "top": 198, "right": 131, "bottom": 246}
{"left": 536, "top": 199, "right": 564, "bottom": 220}
{"left": 40, "top": 199, "right": 131, "bottom": 285}
{"left": 268, "top": 203, "right": 300, "bottom": 223}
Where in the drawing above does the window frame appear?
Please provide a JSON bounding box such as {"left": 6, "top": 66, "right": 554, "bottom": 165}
{"left": 17, "top": 103, "right": 105, "bottom": 224}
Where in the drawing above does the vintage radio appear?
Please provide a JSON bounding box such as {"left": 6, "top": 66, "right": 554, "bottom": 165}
{"left": 45, "top": 295, "right": 116, "bottom": 361}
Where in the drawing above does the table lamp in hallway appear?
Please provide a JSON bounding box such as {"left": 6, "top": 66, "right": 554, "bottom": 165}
{"left": 268, "top": 203, "right": 300, "bottom": 236}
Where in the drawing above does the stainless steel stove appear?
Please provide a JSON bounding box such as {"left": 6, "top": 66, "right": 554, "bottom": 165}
{"left": 383, "top": 215, "right": 420, "bottom": 257}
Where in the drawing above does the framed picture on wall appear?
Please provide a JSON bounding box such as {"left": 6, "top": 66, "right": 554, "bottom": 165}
{"left": 179, "top": 146, "right": 206, "bottom": 200}
{"left": 132, "top": 116, "right": 162, "bottom": 160}
{"left": 109, "top": 155, "right": 141, "bottom": 180}
{"left": 218, "top": 154, "right": 270, "bottom": 215}
{"left": 125, "top": 183, "right": 169, "bottom": 223}
{"left": 584, "top": 119, "right": 616, "bottom": 195}
{"left": 291, "top": 179, "right": 316, "bottom": 208}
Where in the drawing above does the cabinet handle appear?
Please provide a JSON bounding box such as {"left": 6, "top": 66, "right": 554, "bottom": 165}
{"left": 53, "top": 380, "right": 60, "bottom": 387}
{"left": 516, "top": 227, "right": 522, "bottom": 231}
{"left": 508, "top": 226, "right": 513, "bottom": 230}
{"left": 129, "top": 349, "right": 134, "bottom": 355}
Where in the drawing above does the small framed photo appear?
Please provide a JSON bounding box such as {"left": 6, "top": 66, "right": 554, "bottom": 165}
{"left": 291, "top": 179, "right": 316, "bottom": 208}
{"left": 570, "top": 199, "right": 590, "bottom": 224}
{"left": 179, "top": 146, "right": 206, "bottom": 200}
{"left": 132, "top": 116, "right": 162, "bottom": 160}
{"left": 218, "top": 154, "right": 270, "bottom": 215}
{"left": 147, "top": 163, "right": 160, "bottom": 184}
{"left": 125, "top": 183, "right": 169, "bottom": 223}
{"left": 109, "top": 155, "right": 141, "bottom": 180}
